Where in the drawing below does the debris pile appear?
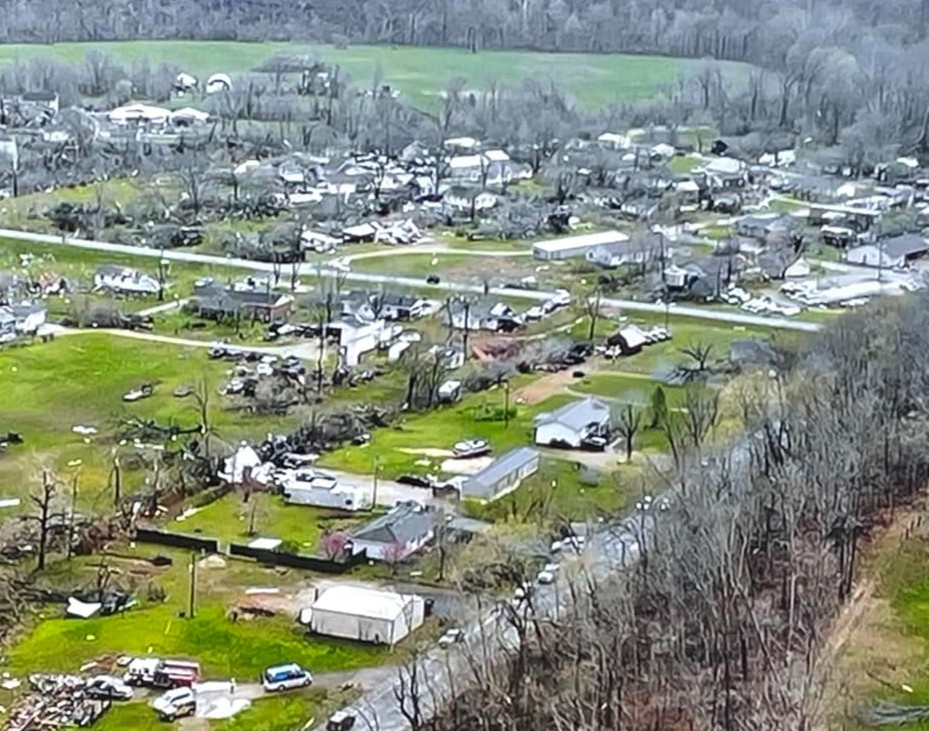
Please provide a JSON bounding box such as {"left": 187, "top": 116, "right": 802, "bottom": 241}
{"left": 8, "top": 674, "right": 111, "bottom": 730}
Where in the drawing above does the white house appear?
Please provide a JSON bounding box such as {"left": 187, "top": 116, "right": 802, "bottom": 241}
{"left": 349, "top": 502, "right": 436, "bottom": 561}
{"left": 302, "top": 585, "right": 425, "bottom": 646}
{"left": 533, "top": 230, "right": 630, "bottom": 261}
{"left": 93, "top": 265, "right": 160, "bottom": 295}
{"left": 845, "top": 234, "right": 929, "bottom": 269}
{"left": 333, "top": 317, "right": 402, "bottom": 367}
{"left": 108, "top": 103, "right": 170, "bottom": 126}
{"left": 281, "top": 471, "right": 372, "bottom": 512}
{"left": 534, "top": 397, "right": 612, "bottom": 449}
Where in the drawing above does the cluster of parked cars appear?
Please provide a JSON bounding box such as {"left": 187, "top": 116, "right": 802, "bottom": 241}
{"left": 719, "top": 286, "right": 801, "bottom": 316}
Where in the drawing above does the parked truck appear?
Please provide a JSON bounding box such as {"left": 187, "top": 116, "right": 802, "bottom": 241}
{"left": 123, "top": 658, "right": 201, "bottom": 689}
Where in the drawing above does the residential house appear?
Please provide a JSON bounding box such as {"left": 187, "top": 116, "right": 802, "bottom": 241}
{"left": 0, "top": 308, "right": 15, "bottom": 343}
{"left": 94, "top": 265, "right": 160, "bottom": 295}
{"left": 701, "top": 157, "right": 749, "bottom": 189}
{"left": 534, "top": 397, "right": 612, "bottom": 449}
{"left": 448, "top": 299, "right": 516, "bottom": 331}
{"left": 327, "top": 315, "right": 401, "bottom": 367}
{"left": 845, "top": 234, "right": 929, "bottom": 269}
{"left": 9, "top": 302, "right": 46, "bottom": 334}
{"left": 736, "top": 214, "right": 796, "bottom": 245}
{"left": 378, "top": 293, "right": 429, "bottom": 321}
{"left": 461, "top": 448, "right": 540, "bottom": 502}
{"left": 348, "top": 502, "right": 437, "bottom": 561}
{"left": 189, "top": 284, "right": 294, "bottom": 322}
{"left": 443, "top": 186, "right": 499, "bottom": 213}
{"left": 586, "top": 238, "right": 658, "bottom": 269}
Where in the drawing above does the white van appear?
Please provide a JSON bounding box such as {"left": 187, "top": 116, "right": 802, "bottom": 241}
{"left": 262, "top": 663, "right": 313, "bottom": 692}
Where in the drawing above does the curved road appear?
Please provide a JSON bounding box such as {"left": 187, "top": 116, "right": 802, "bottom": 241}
{"left": 0, "top": 228, "right": 821, "bottom": 333}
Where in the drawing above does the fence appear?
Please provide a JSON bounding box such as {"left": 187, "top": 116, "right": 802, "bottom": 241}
{"left": 134, "top": 528, "right": 219, "bottom": 554}
{"left": 228, "top": 543, "right": 368, "bottom": 574}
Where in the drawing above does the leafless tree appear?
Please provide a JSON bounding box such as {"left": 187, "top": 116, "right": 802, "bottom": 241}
{"left": 613, "top": 402, "right": 643, "bottom": 462}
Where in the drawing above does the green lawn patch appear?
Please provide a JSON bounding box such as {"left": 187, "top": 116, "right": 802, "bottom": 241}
{"left": 0, "top": 41, "right": 753, "bottom": 109}
{"left": 6, "top": 547, "right": 389, "bottom": 679}
{"left": 318, "top": 380, "right": 570, "bottom": 477}
{"left": 176, "top": 492, "right": 369, "bottom": 552}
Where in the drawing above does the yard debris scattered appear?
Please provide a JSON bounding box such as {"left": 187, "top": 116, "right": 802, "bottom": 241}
{"left": 7, "top": 674, "right": 112, "bottom": 731}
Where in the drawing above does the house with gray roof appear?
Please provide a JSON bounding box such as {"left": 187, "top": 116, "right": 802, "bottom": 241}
{"left": 845, "top": 234, "right": 929, "bottom": 269}
{"left": 349, "top": 502, "right": 436, "bottom": 561}
{"left": 534, "top": 397, "right": 611, "bottom": 449}
{"left": 461, "top": 447, "right": 540, "bottom": 502}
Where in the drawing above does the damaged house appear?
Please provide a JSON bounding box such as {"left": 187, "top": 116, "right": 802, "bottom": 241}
{"left": 189, "top": 284, "right": 294, "bottom": 322}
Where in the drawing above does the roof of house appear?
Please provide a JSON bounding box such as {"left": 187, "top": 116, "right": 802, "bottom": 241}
{"left": 311, "top": 585, "right": 416, "bottom": 621}
{"left": 462, "top": 448, "right": 540, "bottom": 499}
{"left": 875, "top": 233, "right": 929, "bottom": 259}
{"left": 535, "top": 397, "right": 611, "bottom": 431}
{"left": 533, "top": 230, "right": 630, "bottom": 254}
{"left": 193, "top": 285, "right": 292, "bottom": 310}
{"left": 350, "top": 503, "right": 435, "bottom": 546}
{"left": 21, "top": 91, "right": 57, "bottom": 102}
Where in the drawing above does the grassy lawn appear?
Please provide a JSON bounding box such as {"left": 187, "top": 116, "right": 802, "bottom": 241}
{"left": 176, "top": 492, "right": 370, "bottom": 552}
{"left": 0, "top": 334, "right": 297, "bottom": 509}
{"left": 0, "top": 41, "right": 752, "bottom": 109}
{"left": 465, "top": 457, "right": 631, "bottom": 524}
{"left": 6, "top": 547, "right": 389, "bottom": 679}
{"left": 318, "top": 378, "right": 571, "bottom": 477}
{"left": 668, "top": 154, "right": 702, "bottom": 174}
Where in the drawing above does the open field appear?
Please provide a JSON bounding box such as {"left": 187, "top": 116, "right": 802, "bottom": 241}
{"left": 176, "top": 493, "right": 372, "bottom": 553}
{"left": 0, "top": 334, "right": 297, "bottom": 509}
{"left": 0, "top": 41, "right": 753, "bottom": 108}
{"left": 317, "top": 375, "right": 564, "bottom": 476}
{"left": 6, "top": 547, "right": 389, "bottom": 678}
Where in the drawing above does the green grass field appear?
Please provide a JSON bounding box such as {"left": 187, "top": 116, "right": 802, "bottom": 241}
{"left": 176, "top": 492, "right": 371, "bottom": 551}
{"left": 0, "top": 41, "right": 752, "bottom": 108}
{"left": 6, "top": 547, "right": 389, "bottom": 679}
{"left": 0, "top": 333, "right": 297, "bottom": 510}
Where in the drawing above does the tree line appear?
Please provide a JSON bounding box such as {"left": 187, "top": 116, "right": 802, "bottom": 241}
{"left": 390, "top": 292, "right": 929, "bottom": 731}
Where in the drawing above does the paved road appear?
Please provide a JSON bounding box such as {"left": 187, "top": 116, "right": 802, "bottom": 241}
{"left": 0, "top": 228, "right": 821, "bottom": 333}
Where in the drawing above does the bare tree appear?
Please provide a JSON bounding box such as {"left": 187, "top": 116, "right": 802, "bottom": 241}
{"left": 613, "top": 403, "right": 643, "bottom": 462}
{"left": 30, "top": 470, "right": 58, "bottom": 571}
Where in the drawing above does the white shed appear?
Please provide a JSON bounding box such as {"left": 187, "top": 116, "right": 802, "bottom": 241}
{"left": 304, "top": 586, "right": 425, "bottom": 646}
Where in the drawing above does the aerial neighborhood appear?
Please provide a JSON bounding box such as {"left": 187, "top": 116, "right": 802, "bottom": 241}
{"left": 0, "top": 4, "right": 925, "bottom": 730}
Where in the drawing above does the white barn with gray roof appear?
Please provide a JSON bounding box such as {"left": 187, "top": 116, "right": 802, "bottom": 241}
{"left": 534, "top": 397, "right": 611, "bottom": 448}
{"left": 461, "top": 448, "right": 540, "bottom": 502}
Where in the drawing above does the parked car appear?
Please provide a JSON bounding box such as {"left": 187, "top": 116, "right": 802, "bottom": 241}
{"left": 397, "top": 474, "right": 434, "bottom": 488}
{"left": 262, "top": 663, "right": 313, "bottom": 692}
{"left": 453, "top": 439, "right": 491, "bottom": 458}
{"left": 152, "top": 687, "right": 196, "bottom": 721}
{"left": 85, "top": 675, "right": 134, "bottom": 701}
{"left": 536, "top": 563, "right": 561, "bottom": 585}
{"left": 426, "top": 274, "right": 441, "bottom": 284}
{"left": 438, "top": 628, "right": 465, "bottom": 648}
{"left": 327, "top": 711, "right": 357, "bottom": 731}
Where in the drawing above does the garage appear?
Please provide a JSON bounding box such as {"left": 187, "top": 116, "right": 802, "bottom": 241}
{"left": 302, "top": 586, "right": 425, "bottom": 647}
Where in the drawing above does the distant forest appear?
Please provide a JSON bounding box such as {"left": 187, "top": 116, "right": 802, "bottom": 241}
{"left": 1, "top": 0, "right": 927, "bottom": 66}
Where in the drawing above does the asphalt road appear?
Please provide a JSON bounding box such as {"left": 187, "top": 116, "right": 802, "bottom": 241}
{"left": 0, "top": 228, "right": 821, "bottom": 333}
{"left": 329, "top": 511, "right": 652, "bottom": 731}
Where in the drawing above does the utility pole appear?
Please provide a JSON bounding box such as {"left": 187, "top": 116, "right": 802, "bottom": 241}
{"left": 372, "top": 455, "right": 381, "bottom": 509}
{"left": 188, "top": 551, "right": 197, "bottom": 618}
{"left": 503, "top": 379, "right": 511, "bottom": 428}
{"left": 67, "top": 469, "right": 80, "bottom": 560}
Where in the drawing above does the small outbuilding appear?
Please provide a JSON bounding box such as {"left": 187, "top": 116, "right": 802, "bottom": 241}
{"left": 302, "top": 585, "right": 425, "bottom": 647}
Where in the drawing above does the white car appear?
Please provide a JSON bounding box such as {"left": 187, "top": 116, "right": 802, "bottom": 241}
{"left": 438, "top": 628, "right": 465, "bottom": 648}
{"left": 525, "top": 306, "right": 544, "bottom": 321}
{"left": 536, "top": 563, "right": 560, "bottom": 585}
{"left": 152, "top": 687, "right": 196, "bottom": 721}
{"left": 453, "top": 439, "right": 490, "bottom": 458}
{"left": 551, "top": 289, "right": 572, "bottom": 307}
